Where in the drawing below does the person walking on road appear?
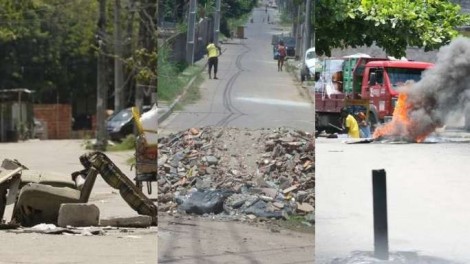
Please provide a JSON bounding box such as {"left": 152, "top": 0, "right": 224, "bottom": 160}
{"left": 340, "top": 108, "right": 360, "bottom": 138}
{"left": 277, "top": 40, "right": 287, "bottom": 72}
{"left": 206, "top": 40, "right": 222, "bottom": 79}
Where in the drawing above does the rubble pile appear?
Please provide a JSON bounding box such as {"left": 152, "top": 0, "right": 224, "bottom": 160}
{"left": 158, "top": 127, "right": 315, "bottom": 223}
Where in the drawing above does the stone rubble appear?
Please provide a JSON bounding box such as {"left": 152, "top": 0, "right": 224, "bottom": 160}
{"left": 158, "top": 127, "right": 315, "bottom": 224}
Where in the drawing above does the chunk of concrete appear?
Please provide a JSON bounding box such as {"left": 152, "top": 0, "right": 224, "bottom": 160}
{"left": 57, "top": 203, "right": 100, "bottom": 227}
{"left": 99, "top": 215, "right": 152, "bottom": 228}
{"left": 296, "top": 202, "right": 314, "bottom": 213}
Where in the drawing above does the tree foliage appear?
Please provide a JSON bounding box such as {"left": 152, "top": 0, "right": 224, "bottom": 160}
{"left": 0, "top": 0, "right": 157, "bottom": 110}
{"left": 316, "top": 0, "right": 470, "bottom": 57}
{"left": 0, "top": 0, "right": 98, "bottom": 103}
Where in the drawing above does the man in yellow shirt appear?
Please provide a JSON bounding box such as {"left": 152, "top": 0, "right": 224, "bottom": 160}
{"left": 340, "top": 108, "right": 360, "bottom": 138}
{"left": 206, "top": 40, "right": 222, "bottom": 79}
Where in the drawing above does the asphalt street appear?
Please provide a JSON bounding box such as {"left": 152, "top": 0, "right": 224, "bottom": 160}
{"left": 0, "top": 139, "right": 157, "bottom": 264}
{"left": 158, "top": 3, "right": 315, "bottom": 264}
{"left": 158, "top": 9, "right": 315, "bottom": 135}
{"left": 315, "top": 133, "right": 470, "bottom": 264}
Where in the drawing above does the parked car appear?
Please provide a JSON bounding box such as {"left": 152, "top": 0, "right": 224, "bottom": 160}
{"left": 301, "top": 47, "right": 319, "bottom": 82}
{"left": 106, "top": 106, "right": 152, "bottom": 141}
{"left": 272, "top": 35, "right": 296, "bottom": 59}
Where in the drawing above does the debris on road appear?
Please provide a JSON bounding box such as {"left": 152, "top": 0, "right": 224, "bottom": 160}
{"left": 99, "top": 215, "right": 153, "bottom": 228}
{"left": 7, "top": 223, "right": 105, "bottom": 236}
{"left": 158, "top": 127, "right": 315, "bottom": 223}
{"left": 0, "top": 152, "right": 157, "bottom": 230}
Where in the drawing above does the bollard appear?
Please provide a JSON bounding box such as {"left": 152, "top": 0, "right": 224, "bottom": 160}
{"left": 372, "top": 169, "right": 389, "bottom": 260}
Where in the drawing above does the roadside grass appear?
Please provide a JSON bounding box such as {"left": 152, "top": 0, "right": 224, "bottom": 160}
{"left": 158, "top": 61, "right": 201, "bottom": 101}
{"left": 107, "top": 135, "right": 136, "bottom": 151}
{"left": 172, "top": 65, "right": 204, "bottom": 110}
{"left": 158, "top": 60, "right": 189, "bottom": 102}
{"left": 278, "top": 214, "right": 314, "bottom": 233}
{"left": 83, "top": 134, "right": 135, "bottom": 150}
{"left": 106, "top": 135, "right": 136, "bottom": 165}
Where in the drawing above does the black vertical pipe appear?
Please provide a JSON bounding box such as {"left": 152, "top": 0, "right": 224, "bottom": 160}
{"left": 372, "top": 169, "right": 389, "bottom": 260}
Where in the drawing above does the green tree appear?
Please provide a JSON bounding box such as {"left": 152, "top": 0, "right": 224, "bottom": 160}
{"left": 0, "top": 0, "right": 98, "bottom": 104}
{"left": 315, "top": 0, "right": 470, "bottom": 57}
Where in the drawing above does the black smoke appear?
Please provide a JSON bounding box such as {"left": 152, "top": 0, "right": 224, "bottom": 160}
{"left": 405, "top": 37, "right": 470, "bottom": 136}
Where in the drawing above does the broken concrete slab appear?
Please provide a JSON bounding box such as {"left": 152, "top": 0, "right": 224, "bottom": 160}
{"left": 273, "top": 202, "right": 285, "bottom": 209}
{"left": 57, "top": 203, "right": 100, "bottom": 227}
{"left": 282, "top": 185, "right": 298, "bottom": 194}
{"left": 296, "top": 202, "right": 314, "bottom": 213}
{"left": 99, "top": 215, "right": 152, "bottom": 228}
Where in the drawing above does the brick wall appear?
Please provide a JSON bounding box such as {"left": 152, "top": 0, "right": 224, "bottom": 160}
{"left": 34, "top": 104, "right": 72, "bottom": 139}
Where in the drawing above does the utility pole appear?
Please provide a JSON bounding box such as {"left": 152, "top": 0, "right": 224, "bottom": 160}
{"left": 304, "top": 0, "right": 312, "bottom": 54}
{"left": 214, "top": 0, "right": 221, "bottom": 45}
{"left": 96, "top": 0, "right": 108, "bottom": 151}
{"left": 136, "top": 0, "right": 157, "bottom": 111}
{"left": 312, "top": 0, "right": 315, "bottom": 125}
{"left": 294, "top": 3, "right": 301, "bottom": 59}
{"left": 114, "top": 0, "right": 124, "bottom": 112}
{"left": 154, "top": 0, "right": 159, "bottom": 105}
{"left": 312, "top": 0, "right": 315, "bottom": 48}
{"left": 186, "top": 0, "right": 196, "bottom": 65}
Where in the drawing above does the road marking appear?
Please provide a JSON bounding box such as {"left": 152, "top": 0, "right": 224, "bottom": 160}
{"left": 236, "top": 97, "right": 312, "bottom": 107}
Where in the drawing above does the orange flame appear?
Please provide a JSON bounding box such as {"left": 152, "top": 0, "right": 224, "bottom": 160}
{"left": 373, "top": 92, "right": 434, "bottom": 143}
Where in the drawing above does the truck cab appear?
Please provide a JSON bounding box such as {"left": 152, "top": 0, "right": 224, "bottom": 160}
{"left": 315, "top": 57, "right": 433, "bottom": 135}
{"left": 361, "top": 61, "right": 433, "bottom": 124}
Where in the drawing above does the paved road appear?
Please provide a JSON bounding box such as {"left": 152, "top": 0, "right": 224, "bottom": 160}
{"left": 159, "top": 9, "right": 314, "bottom": 135}
{"left": 315, "top": 134, "right": 470, "bottom": 264}
{"left": 0, "top": 140, "right": 157, "bottom": 264}
{"left": 159, "top": 215, "right": 313, "bottom": 264}
{"left": 158, "top": 4, "right": 315, "bottom": 264}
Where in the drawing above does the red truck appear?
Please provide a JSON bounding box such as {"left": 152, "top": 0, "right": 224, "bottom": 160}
{"left": 315, "top": 56, "right": 433, "bottom": 133}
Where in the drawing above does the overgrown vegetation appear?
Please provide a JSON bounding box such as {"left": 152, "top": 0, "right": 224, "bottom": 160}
{"left": 158, "top": 45, "right": 203, "bottom": 102}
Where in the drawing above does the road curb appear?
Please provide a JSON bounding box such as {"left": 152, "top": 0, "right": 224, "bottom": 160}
{"left": 158, "top": 61, "right": 207, "bottom": 124}
{"left": 286, "top": 60, "right": 315, "bottom": 104}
